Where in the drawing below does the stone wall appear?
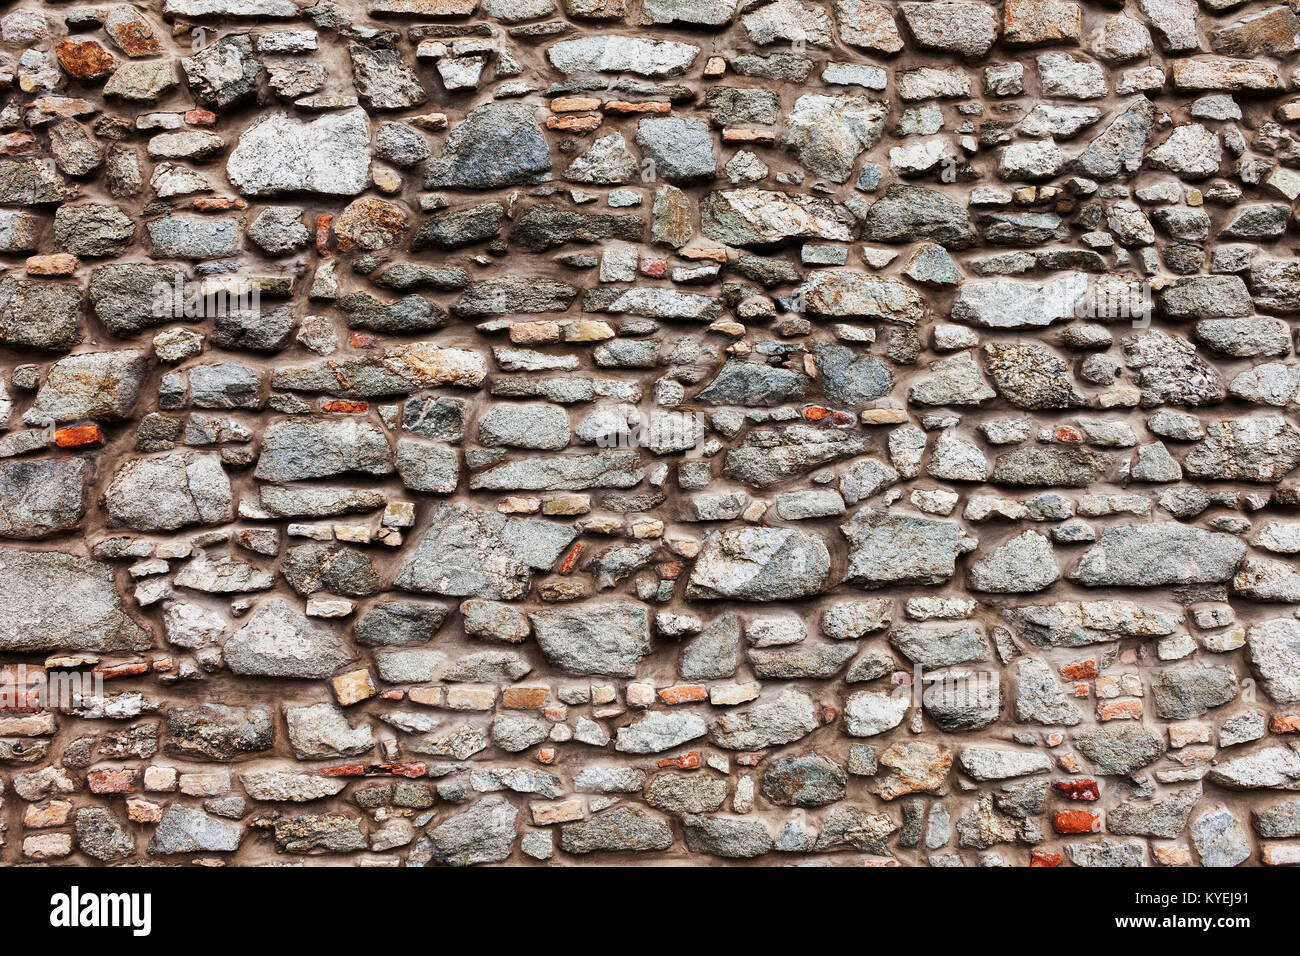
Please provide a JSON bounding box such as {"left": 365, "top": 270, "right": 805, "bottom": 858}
{"left": 0, "top": 0, "right": 1299, "bottom": 867}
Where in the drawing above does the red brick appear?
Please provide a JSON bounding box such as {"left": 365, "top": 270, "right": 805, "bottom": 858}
{"left": 1055, "top": 778, "right": 1100, "bottom": 801}
{"left": 316, "top": 215, "right": 332, "bottom": 257}
{"left": 185, "top": 109, "right": 217, "bottom": 126}
{"left": 657, "top": 752, "right": 700, "bottom": 769}
{"left": 320, "top": 764, "right": 367, "bottom": 777}
{"left": 1030, "top": 849, "right": 1064, "bottom": 867}
{"left": 1053, "top": 810, "right": 1101, "bottom": 834}
{"left": 558, "top": 544, "right": 583, "bottom": 574}
{"left": 53, "top": 425, "right": 103, "bottom": 448}
{"left": 658, "top": 684, "right": 707, "bottom": 705}
{"left": 88, "top": 768, "right": 137, "bottom": 794}
{"left": 26, "top": 254, "right": 78, "bottom": 276}
{"left": 1061, "top": 659, "right": 1098, "bottom": 681}
{"left": 320, "top": 399, "right": 368, "bottom": 414}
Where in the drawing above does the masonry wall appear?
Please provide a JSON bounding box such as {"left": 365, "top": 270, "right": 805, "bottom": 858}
{"left": 0, "top": 0, "right": 1299, "bottom": 866}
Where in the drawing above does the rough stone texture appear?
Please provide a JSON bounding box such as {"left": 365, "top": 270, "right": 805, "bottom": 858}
{"left": 0, "top": 0, "right": 1293, "bottom": 873}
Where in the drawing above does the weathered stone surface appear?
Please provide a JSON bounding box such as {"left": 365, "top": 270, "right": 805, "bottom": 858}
{"left": 223, "top": 599, "right": 352, "bottom": 678}
{"left": 1069, "top": 525, "right": 1246, "bottom": 586}
{"left": 531, "top": 603, "right": 651, "bottom": 677}
{"left": 227, "top": 109, "right": 372, "bottom": 196}
{"left": 0, "top": 458, "right": 90, "bottom": 539}
{"left": 0, "top": 546, "right": 149, "bottom": 652}
{"left": 426, "top": 104, "right": 551, "bottom": 189}
{"left": 0, "top": 0, "right": 1290, "bottom": 871}
{"left": 104, "top": 452, "right": 232, "bottom": 531}
{"left": 687, "top": 527, "right": 830, "bottom": 601}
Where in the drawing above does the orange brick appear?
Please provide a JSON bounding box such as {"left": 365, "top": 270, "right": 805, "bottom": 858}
{"left": 657, "top": 752, "right": 700, "bottom": 769}
{"left": 551, "top": 96, "right": 602, "bottom": 112}
{"left": 804, "top": 405, "right": 832, "bottom": 421}
{"left": 546, "top": 114, "right": 601, "bottom": 133}
{"left": 191, "top": 196, "right": 246, "bottom": 211}
{"left": 316, "top": 215, "right": 332, "bottom": 257}
{"left": 1054, "top": 425, "right": 1082, "bottom": 443}
{"left": 722, "top": 128, "right": 776, "bottom": 144}
{"left": 639, "top": 258, "right": 667, "bottom": 278}
{"left": 503, "top": 685, "right": 550, "bottom": 709}
{"left": 1053, "top": 810, "right": 1100, "bottom": 834}
{"left": 349, "top": 332, "right": 377, "bottom": 349}
{"left": 510, "top": 320, "right": 561, "bottom": 345}
{"left": 531, "top": 797, "right": 584, "bottom": 824}
{"left": 736, "top": 752, "right": 764, "bottom": 766}
{"left": 604, "top": 100, "right": 671, "bottom": 114}
{"left": 679, "top": 246, "right": 728, "bottom": 263}
{"left": 185, "top": 109, "right": 217, "bottom": 126}
{"left": 87, "top": 768, "right": 137, "bottom": 794}
{"left": 1055, "top": 779, "right": 1100, "bottom": 801}
{"left": 93, "top": 660, "right": 147, "bottom": 680}
{"left": 1098, "top": 699, "right": 1143, "bottom": 721}
{"left": 53, "top": 424, "right": 103, "bottom": 448}
{"left": 658, "top": 684, "right": 707, "bottom": 705}
{"left": 537, "top": 747, "right": 556, "bottom": 764}
{"left": 0, "top": 130, "right": 38, "bottom": 155}
{"left": 1270, "top": 714, "right": 1300, "bottom": 734}
{"left": 1061, "top": 659, "right": 1098, "bottom": 681}
{"left": 26, "top": 253, "right": 77, "bottom": 276}
{"left": 1030, "top": 849, "right": 1063, "bottom": 867}
{"left": 320, "top": 399, "right": 368, "bottom": 414}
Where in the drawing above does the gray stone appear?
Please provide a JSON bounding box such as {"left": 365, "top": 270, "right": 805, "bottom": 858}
{"left": 967, "top": 531, "right": 1060, "bottom": 593}
{"left": 104, "top": 452, "right": 231, "bottom": 531}
{"left": 1069, "top": 524, "right": 1245, "bottom": 586}
{"left": 1014, "top": 657, "right": 1082, "bottom": 725}
{"left": 0, "top": 458, "right": 90, "bottom": 539}
{"left": 560, "top": 806, "right": 673, "bottom": 853}
{"left": 860, "top": 183, "right": 976, "bottom": 249}
{"left": 636, "top": 116, "right": 716, "bottom": 184}
{"left": 396, "top": 503, "right": 575, "bottom": 600}
{"left": 426, "top": 104, "right": 552, "bottom": 189}
{"left": 531, "top": 602, "right": 651, "bottom": 677}
{"left": 710, "top": 688, "right": 818, "bottom": 750}
{"left": 687, "top": 527, "right": 830, "bottom": 601}
{"left": 166, "top": 704, "right": 273, "bottom": 761}
{"left": 1190, "top": 806, "right": 1251, "bottom": 867}
{"left": 254, "top": 419, "right": 393, "bottom": 482}
{"left": 223, "top": 599, "right": 351, "bottom": 678}
{"left": 0, "top": 547, "right": 150, "bottom": 652}
{"left": 227, "top": 109, "right": 371, "bottom": 197}
{"left": 842, "top": 510, "right": 978, "bottom": 587}
{"left": 1073, "top": 724, "right": 1166, "bottom": 775}
{"left": 148, "top": 806, "right": 242, "bottom": 855}
{"left": 428, "top": 797, "right": 519, "bottom": 865}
